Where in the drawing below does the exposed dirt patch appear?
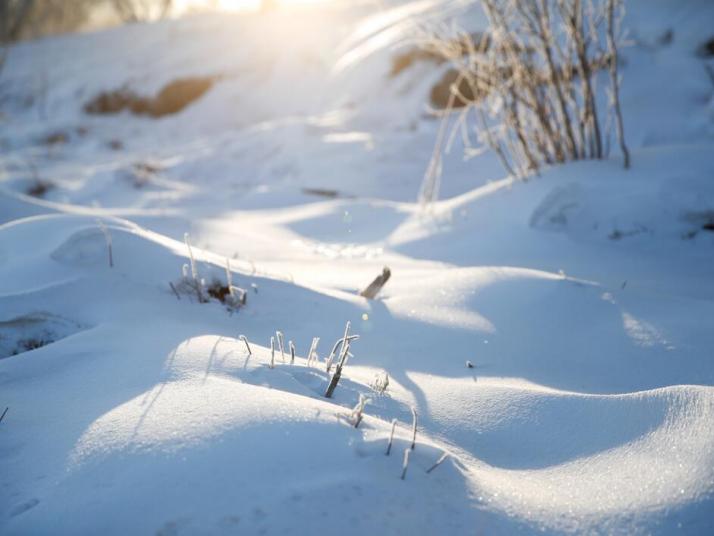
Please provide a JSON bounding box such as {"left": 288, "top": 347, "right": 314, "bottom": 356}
{"left": 26, "top": 179, "right": 54, "bottom": 198}
{"left": 390, "top": 32, "right": 489, "bottom": 77}
{"left": 150, "top": 77, "right": 214, "bottom": 116}
{"left": 207, "top": 279, "right": 247, "bottom": 308}
{"left": 429, "top": 68, "right": 482, "bottom": 110}
{"left": 391, "top": 48, "right": 445, "bottom": 77}
{"left": 84, "top": 76, "right": 217, "bottom": 118}
{"left": 206, "top": 280, "right": 232, "bottom": 303}
{"left": 85, "top": 87, "right": 137, "bottom": 114}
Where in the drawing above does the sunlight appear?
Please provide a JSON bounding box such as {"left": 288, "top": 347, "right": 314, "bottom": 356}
{"left": 175, "top": 0, "right": 336, "bottom": 13}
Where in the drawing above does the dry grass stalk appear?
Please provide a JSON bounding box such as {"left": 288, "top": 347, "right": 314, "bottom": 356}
{"left": 419, "top": 0, "right": 630, "bottom": 202}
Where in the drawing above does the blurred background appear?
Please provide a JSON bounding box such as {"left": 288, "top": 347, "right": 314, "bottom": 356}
{"left": 0, "top": 0, "right": 362, "bottom": 43}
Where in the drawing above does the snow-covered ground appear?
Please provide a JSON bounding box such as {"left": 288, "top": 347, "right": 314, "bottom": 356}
{"left": 1, "top": 0, "right": 714, "bottom": 534}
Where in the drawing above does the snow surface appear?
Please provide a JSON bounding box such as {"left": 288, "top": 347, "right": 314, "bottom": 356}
{"left": 1, "top": 0, "right": 714, "bottom": 534}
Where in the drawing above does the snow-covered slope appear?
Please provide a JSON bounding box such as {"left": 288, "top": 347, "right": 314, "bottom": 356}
{"left": 1, "top": 1, "right": 713, "bottom": 534}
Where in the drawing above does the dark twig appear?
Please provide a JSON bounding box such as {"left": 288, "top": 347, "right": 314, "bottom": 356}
{"left": 426, "top": 452, "right": 449, "bottom": 474}
{"left": 169, "top": 282, "right": 181, "bottom": 300}
{"left": 324, "top": 339, "right": 350, "bottom": 398}
{"left": 239, "top": 335, "right": 252, "bottom": 355}
{"left": 359, "top": 267, "right": 391, "bottom": 299}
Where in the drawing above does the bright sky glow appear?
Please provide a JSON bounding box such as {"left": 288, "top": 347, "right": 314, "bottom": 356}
{"left": 175, "top": 0, "right": 336, "bottom": 13}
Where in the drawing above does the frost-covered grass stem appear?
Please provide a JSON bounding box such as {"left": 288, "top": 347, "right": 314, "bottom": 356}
{"left": 276, "top": 331, "right": 285, "bottom": 362}
{"left": 184, "top": 233, "right": 198, "bottom": 281}
{"left": 97, "top": 220, "right": 113, "bottom": 268}
{"left": 269, "top": 336, "right": 275, "bottom": 369}
{"left": 225, "top": 258, "right": 234, "bottom": 298}
{"left": 386, "top": 418, "right": 397, "bottom": 455}
{"left": 324, "top": 339, "right": 349, "bottom": 398}
{"left": 307, "top": 337, "right": 319, "bottom": 367}
{"left": 410, "top": 406, "right": 417, "bottom": 450}
{"left": 350, "top": 394, "right": 369, "bottom": 428}
{"left": 183, "top": 233, "right": 205, "bottom": 303}
{"left": 326, "top": 321, "right": 352, "bottom": 372}
{"left": 401, "top": 448, "right": 410, "bottom": 480}
{"left": 426, "top": 452, "right": 448, "bottom": 474}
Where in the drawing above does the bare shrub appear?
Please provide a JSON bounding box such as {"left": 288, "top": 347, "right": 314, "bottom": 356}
{"left": 420, "top": 0, "right": 630, "bottom": 204}
{"left": 111, "top": 0, "right": 173, "bottom": 23}
{"left": 0, "top": 1, "right": 110, "bottom": 43}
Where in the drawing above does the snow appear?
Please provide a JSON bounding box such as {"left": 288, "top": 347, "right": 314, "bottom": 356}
{"left": 1, "top": 0, "right": 714, "bottom": 534}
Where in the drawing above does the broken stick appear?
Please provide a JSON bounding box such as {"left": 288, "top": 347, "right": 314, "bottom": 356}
{"left": 359, "top": 266, "right": 391, "bottom": 299}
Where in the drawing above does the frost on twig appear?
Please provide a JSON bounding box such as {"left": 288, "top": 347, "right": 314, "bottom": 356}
{"left": 326, "top": 322, "right": 359, "bottom": 373}
{"left": 324, "top": 322, "right": 358, "bottom": 398}
{"left": 307, "top": 337, "right": 320, "bottom": 367}
{"left": 289, "top": 340, "right": 295, "bottom": 364}
{"left": 276, "top": 331, "right": 285, "bottom": 362}
{"left": 97, "top": 219, "right": 113, "bottom": 268}
{"left": 173, "top": 242, "right": 247, "bottom": 309}
{"left": 410, "top": 406, "right": 417, "bottom": 450}
{"left": 222, "top": 258, "right": 248, "bottom": 309}
{"left": 269, "top": 336, "right": 275, "bottom": 369}
{"left": 426, "top": 452, "right": 449, "bottom": 474}
{"left": 386, "top": 418, "right": 397, "bottom": 455}
{"left": 185, "top": 233, "right": 199, "bottom": 284}
{"left": 401, "top": 448, "right": 411, "bottom": 480}
{"left": 417, "top": 0, "right": 631, "bottom": 206}
{"left": 175, "top": 233, "right": 207, "bottom": 303}
{"left": 371, "top": 371, "right": 390, "bottom": 395}
{"left": 359, "top": 266, "right": 391, "bottom": 299}
{"left": 324, "top": 340, "right": 350, "bottom": 398}
{"left": 349, "top": 394, "right": 369, "bottom": 428}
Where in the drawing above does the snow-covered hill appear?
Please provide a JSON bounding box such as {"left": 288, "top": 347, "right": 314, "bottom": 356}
{"left": 1, "top": 1, "right": 713, "bottom": 534}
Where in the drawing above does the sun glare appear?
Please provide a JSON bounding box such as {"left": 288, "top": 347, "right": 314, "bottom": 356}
{"left": 176, "top": 0, "right": 334, "bottom": 13}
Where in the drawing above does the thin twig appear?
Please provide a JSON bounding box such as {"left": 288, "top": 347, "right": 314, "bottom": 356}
{"left": 386, "top": 418, "right": 397, "bottom": 455}
{"left": 239, "top": 335, "right": 252, "bottom": 355}
{"left": 426, "top": 452, "right": 449, "bottom": 474}
{"left": 410, "top": 406, "right": 418, "bottom": 450}
{"left": 97, "top": 220, "right": 113, "bottom": 268}
{"left": 269, "top": 336, "right": 275, "bottom": 369}
{"left": 401, "top": 448, "right": 411, "bottom": 480}
{"left": 276, "top": 331, "right": 285, "bottom": 362}
{"left": 169, "top": 281, "right": 181, "bottom": 300}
